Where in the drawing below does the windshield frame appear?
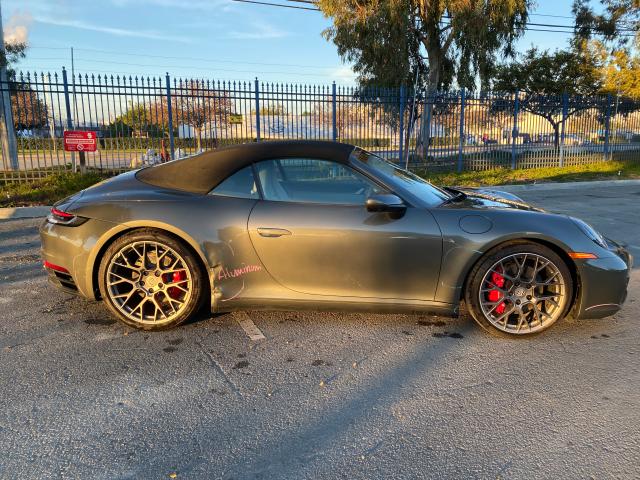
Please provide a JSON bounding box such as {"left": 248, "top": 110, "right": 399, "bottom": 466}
{"left": 349, "top": 147, "right": 452, "bottom": 208}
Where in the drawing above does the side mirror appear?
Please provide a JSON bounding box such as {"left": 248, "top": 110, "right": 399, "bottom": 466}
{"left": 366, "top": 193, "right": 406, "bottom": 213}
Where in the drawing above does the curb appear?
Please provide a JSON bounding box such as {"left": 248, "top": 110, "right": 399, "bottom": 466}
{"left": 0, "top": 206, "right": 51, "bottom": 220}
{"left": 496, "top": 179, "right": 640, "bottom": 192}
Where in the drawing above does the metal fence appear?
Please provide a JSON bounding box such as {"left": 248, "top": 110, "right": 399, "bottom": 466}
{"left": 2, "top": 68, "right": 640, "bottom": 183}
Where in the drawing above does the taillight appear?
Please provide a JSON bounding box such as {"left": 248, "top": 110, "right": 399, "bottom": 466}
{"left": 51, "top": 208, "right": 74, "bottom": 220}
{"left": 47, "top": 207, "right": 88, "bottom": 226}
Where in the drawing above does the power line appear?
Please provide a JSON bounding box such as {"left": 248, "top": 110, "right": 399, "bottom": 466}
{"left": 27, "top": 45, "right": 342, "bottom": 70}
{"left": 442, "top": 16, "right": 638, "bottom": 33}
{"left": 15, "top": 62, "right": 350, "bottom": 81}
{"left": 18, "top": 56, "right": 347, "bottom": 78}
{"left": 287, "top": 0, "right": 574, "bottom": 15}
{"left": 288, "top": 0, "right": 577, "bottom": 20}
{"left": 238, "top": 0, "right": 638, "bottom": 34}
{"left": 530, "top": 13, "right": 573, "bottom": 19}
{"left": 284, "top": 0, "right": 610, "bottom": 23}
{"left": 230, "top": 0, "right": 319, "bottom": 11}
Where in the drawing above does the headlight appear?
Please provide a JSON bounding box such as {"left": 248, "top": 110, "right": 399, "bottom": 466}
{"left": 570, "top": 217, "right": 607, "bottom": 249}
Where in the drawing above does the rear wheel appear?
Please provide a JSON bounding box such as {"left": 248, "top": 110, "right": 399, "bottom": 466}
{"left": 465, "top": 243, "right": 573, "bottom": 336}
{"left": 98, "top": 229, "right": 205, "bottom": 330}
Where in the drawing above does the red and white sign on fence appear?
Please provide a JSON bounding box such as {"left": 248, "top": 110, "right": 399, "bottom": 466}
{"left": 63, "top": 131, "right": 97, "bottom": 152}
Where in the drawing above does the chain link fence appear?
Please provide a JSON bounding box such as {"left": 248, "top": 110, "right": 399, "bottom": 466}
{"left": 2, "top": 69, "right": 640, "bottom": 183}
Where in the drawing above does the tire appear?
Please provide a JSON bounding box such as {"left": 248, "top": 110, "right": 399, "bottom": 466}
{"left": 465, "top": 242, "right": 573, "bottom": 337}
{"left": 98, "top": 229, "right": 206, "bottom": 330}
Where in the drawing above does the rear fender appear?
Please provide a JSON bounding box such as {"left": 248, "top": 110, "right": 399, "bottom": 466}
{"left": 87, "top": 220, "right": 211, "bottom": 300}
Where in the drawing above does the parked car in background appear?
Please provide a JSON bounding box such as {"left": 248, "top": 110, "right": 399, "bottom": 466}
{"left": 564, "top": 134, "right": 587, "bottom": 146}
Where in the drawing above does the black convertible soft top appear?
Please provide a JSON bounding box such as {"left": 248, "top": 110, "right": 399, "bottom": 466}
{"left": 136, "top": 140, "right": 356, "bottom": 194}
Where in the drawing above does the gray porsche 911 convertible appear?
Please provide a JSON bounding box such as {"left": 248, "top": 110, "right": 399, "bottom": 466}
{"left": 40, "top": 141, "right": 631, "bottom": 335}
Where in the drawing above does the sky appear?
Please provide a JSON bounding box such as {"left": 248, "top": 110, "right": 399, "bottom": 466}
{"left": 5, "top": 0, "right": 585, "bottom": 86}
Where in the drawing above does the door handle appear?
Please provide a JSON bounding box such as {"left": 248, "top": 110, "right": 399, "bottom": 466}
{"left": 257, "top": 227, "right": 292, "bottom": 238}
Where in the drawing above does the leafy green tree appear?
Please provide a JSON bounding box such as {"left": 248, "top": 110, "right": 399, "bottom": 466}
{"left": 11, "top": 86, "right": 48, "bottom": 129}
{"left": 318, "top": 0, "right": 530, "bottom": 157}
{"left": 573, "top": 0, "right": 639, "bottom": 47}
{"left": 2, "top": 43, "right": 47, "bottom": 130}
{"left": 492, "top": 47, "right": 604, "bottom": 96}
{"left": 572, "top": 1, "right": 640, "bottom": 100}
{"left": 115, "top": 86, "right": 233, "bottom": 148}
{"left": 109, "top": 102, "right": 164, "bottom": 138}
{"left": 317, "top": 0, "right": 531, "bottom": 93}
{"left": 119, "top": 102, "right": 151, "bottom": 132}
{"left": 106, "top": 119, "right": 132, "bottom": 138}
{"left": 171, "top": 81, "right": 233, "bottom": 150}
{"left": 1, "top": 41, "right": 26, "bottom": 80}
{"left": 601, "top": 48, "right": 640, "bottom": 98}
{"left": 491, "top": 46, "right": 606, "bottom": 147}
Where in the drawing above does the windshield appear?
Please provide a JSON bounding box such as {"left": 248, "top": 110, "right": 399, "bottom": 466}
{"left": 351, "top": 148, "right": 450, "bottom": 206}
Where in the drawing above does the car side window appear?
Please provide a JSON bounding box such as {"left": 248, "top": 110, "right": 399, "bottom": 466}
{"left": 209, "top": 166, "right": 259, "bottom": 199}
{"left": 254, "top": 158, "right": 386, "bottom": 205}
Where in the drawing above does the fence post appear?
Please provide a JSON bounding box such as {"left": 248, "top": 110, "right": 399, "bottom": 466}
{"left": 604, "top": 93, "right": 612, "bottom": 161}
{"left": 332, "top": 82, "right": 337, "bottom": 142}
{"left": 398, "top": 85, "right": 406, "bottom": 164}
{"left": 61, "top": 67, "right": 76, "bottom": 171}
{"left": 511, "top": 91, "right": 519, "bottom": 169}
{"left": 559, "top": 92, "right": 568, "bottom": 168}
{"left": 0, "top": 1, "right": 18, "bottom": 171}
{"left": 165, "top": 72, "right": 175, "bottom": 160}
{"left": 423, "top": 93, "right": 432, "bottom": 163}
{"left": 254, "top": 78, "right": 261, "bottom": 142}
{"left": 0, "top": 67, "right": 18, "bottom": 170}
{"left": 457, "top": 88, "right": 465, "bottom": 173}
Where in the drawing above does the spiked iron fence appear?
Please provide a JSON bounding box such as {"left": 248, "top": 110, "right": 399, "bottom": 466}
{"left": 2, "top": 69, "right": 640, "bottom": 183}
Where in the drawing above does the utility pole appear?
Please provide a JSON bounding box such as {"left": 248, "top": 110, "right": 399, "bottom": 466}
{"left": 70, "top": 47, "right": 77, "bottom": 117}
{"left": 0, "top": 0, "right": 18, "bottom": 170}
{"left": 70, "top": 47, "right": 77, "bottom": 170}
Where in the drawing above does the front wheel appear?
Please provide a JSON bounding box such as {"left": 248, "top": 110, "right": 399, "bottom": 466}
{"left": 465, "top": 243, "right": 573, "bottom": 336}
{"left": 98, "top": 229, "right": 205, "bottom": 330}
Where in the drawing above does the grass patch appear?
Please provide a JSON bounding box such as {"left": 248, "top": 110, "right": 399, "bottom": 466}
{"left": 0, "top": 171, "right": 110, "bottom": 207}
{"left": 419, "top": 161, "right": 640, "bottom": 187}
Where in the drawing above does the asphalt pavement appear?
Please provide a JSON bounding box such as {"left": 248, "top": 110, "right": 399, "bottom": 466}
{"left": 0, "top": 183, "right": 638, "bottom": 479}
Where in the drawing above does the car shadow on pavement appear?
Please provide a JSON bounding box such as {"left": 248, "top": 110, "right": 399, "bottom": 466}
{"left": 193, "top": 317, "right": 478, "bottom": 478}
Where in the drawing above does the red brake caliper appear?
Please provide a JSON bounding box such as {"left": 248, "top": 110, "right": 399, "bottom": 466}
{"left": 488, "top": 268, "right": 506, "bottom": 315}
{"left": 165, "top": 270, "right": 186, "bottom": 299}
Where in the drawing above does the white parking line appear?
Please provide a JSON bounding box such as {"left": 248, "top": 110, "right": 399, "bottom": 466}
{"left": 235, "top": 312, "right": 266, "bottom": 341}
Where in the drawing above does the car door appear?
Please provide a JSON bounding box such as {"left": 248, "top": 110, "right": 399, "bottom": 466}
{"left": 247, "top": 157, "right": 443, "bottom": 300}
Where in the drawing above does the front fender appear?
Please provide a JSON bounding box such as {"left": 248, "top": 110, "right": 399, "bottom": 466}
{"left": 430, "top": 208, "right": 609, "bottom": 305}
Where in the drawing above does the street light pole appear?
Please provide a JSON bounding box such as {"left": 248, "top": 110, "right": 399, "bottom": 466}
{"left": 0, "top": 0, "right": 18, "bottom": 170}
{"left": 69, "top": 46, "right": 77, "bottom": 170}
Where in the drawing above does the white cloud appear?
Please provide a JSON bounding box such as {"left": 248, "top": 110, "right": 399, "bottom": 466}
{"left": 4, "top": 11, "right": 33, "bottom": 44}
{"left": 33, "top": 16, "right": 192, "bottom": 43}
{"left": 332, "top": 66, "right": 357, "bottom": 83}
{"left": 228, "top": 22, "right": 289, "bottom": 40}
